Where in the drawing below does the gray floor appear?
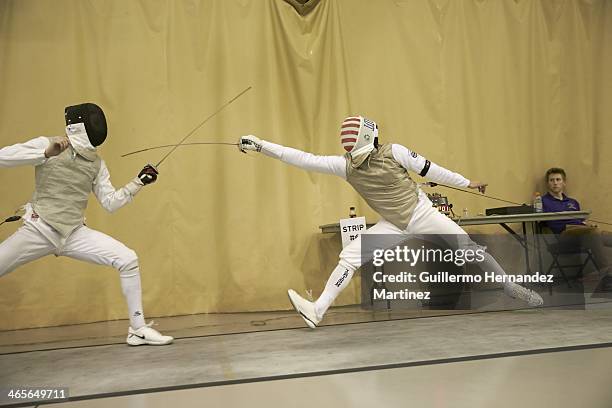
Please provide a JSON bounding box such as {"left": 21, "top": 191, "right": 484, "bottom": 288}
{"left": 1, "top": 309, "right": 612, "bottom": 407}
{"left": 0, "top": 306, "right": 471, "bottom": 354}
{"left": 47, "top": 346, "right": 612, "bottom": 408}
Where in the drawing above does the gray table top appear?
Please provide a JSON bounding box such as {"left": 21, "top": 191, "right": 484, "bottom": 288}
{"left": 319, "top": 211, "right": 591, "bottom": 233}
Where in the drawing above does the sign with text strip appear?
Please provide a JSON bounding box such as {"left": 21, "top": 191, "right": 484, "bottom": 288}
{"left": 339, "top": 216, "right": 366, "bottom": 248}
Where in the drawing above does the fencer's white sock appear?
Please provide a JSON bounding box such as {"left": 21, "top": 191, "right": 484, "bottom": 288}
{"left": 314, "top": 263, "right": 356, "bottom": 318}
{"left": 120, "top": 267, "right": 146, "bottom": 329}
{"left": 480, "top": 252, "right": 507, "bottom": 278}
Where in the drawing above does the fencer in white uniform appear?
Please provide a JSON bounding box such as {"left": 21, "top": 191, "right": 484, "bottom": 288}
{"left": 0, "top": 103, "right": 172, "bottom": 345}
{"left": 239, "top": 115, "right": 543, "bottom": 328}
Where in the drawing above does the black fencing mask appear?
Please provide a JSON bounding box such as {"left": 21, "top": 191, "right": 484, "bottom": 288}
{"left": 64, "top": 103, "right": 107, "bottom": 147}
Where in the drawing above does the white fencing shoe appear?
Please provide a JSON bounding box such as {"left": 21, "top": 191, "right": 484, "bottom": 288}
{"left": 127, "top": 321, "right": 173, "bottom": 346}
{"left": 287, "top": 289, "right": 321, "bottom": 329}
{"left": 504, "top": 282, "right": 544, "bottom": 307}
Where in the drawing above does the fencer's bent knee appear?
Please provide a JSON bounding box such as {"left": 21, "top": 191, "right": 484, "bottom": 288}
{"left": 118, "top": 249, "right": 139, "bottom": 276}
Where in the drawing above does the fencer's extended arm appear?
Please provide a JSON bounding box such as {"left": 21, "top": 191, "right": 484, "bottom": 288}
{"left": 93, "top": 160, "right": 144, "bottom": 213}
{"left": 391, "top": 144, "right": 469, "bottom": 187}
{"left": 0, "top": 137, "right": 50, "bottom": 167}
{"left": 259, "top": 140, "right": 347, "bottom": 178}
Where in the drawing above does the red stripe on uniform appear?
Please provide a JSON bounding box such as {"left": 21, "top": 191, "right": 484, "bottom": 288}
{"left": 341, "top": 130, "right": 358, "bottom": 136}
{"left": 341, "top": 123, "right": 360, "bottom": 129}
{"left": 341, "top": 138, "right": 357, "bottom": 144}
{"left": 344, "top": 145, "right": 353, "bottom": 152}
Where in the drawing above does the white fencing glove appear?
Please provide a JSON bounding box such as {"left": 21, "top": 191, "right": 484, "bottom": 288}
{"left": 238, "top": 135, "right": 263, "bottom": 153}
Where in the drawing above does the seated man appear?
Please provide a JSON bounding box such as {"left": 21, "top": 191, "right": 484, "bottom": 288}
{"left": 542, "top": 167, "right": 612, "bottom": 287}
{"left": 542, "top": 167, "right": 588, "bottom": 234}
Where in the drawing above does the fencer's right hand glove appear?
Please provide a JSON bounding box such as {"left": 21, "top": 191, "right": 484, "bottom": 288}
{"left": 44, "top": 136, "right": 70, "bottom": 158}
{"left": 138, "top": 164, "right": 159, "bottom": 185}
{"left": 238, "top": 135, "right": 263, "bottom": 153}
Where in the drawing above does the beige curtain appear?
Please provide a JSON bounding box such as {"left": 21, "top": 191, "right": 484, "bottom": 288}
{"left": 0, "top": 0, "right": 610, "bottom": 330}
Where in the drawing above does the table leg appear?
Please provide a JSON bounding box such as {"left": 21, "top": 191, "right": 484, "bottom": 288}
{"left": 499, "top": 222, "right": 532, "bottom": 274}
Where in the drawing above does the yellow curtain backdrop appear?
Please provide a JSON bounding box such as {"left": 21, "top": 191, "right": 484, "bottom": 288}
{"left": 0, "top": 0, "right": 610, "bottom": 330}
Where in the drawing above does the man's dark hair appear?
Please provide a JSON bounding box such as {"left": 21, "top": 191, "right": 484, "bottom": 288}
{"left": 546, "top": 167, "right": 566, "bottom": 181}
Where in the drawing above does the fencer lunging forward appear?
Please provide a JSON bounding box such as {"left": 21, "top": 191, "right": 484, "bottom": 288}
{"left": 0, "top": 103, "right": 172, "bottom": 345}
{"left": 239, "top": 115, "right": 543, "bottom": 328}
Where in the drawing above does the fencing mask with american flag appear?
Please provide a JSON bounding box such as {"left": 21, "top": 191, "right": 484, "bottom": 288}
{"left": 340, "top": 115, "right": 378, "bottom": 167}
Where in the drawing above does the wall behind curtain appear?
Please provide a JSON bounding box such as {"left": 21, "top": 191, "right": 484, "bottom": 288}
{"left": 0, "top": 0, "right": 610, "bottom": 330}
